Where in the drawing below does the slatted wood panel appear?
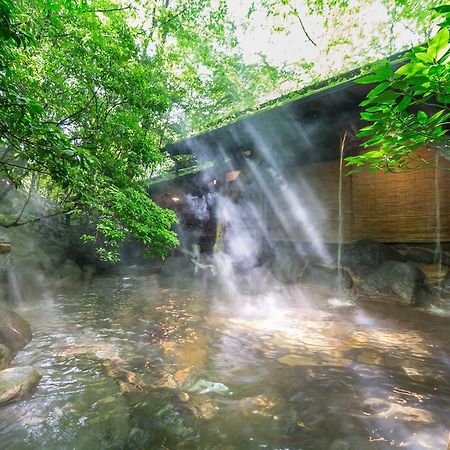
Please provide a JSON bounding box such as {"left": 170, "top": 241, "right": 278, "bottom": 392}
{"left": 269, "top": 160, "right": 353, "bottom": 242}
{"left": 269, "top": 148, "right": 450, "bottom": 243}
{"left": 351, "top": 149, "right": 450, "bottom": 242}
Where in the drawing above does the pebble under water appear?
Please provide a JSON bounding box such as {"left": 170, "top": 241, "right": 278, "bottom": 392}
{"left": 0, "top": 274, "right": 449, "bottom": 450}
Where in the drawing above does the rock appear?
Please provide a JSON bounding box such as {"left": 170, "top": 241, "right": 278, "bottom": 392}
{"left": 56, "top": 258, "right": 83, "bottom": 280}
{"left": 160, "top": 256, "right": 196, "bottom": 279}
{"left": 270, "top": 243, "right": 306, "bottom": 284}
{"left": 278, "top": 353, "right": 352, "bottom": 368}
{"left": 81, "top": 264, "right": 96, "bottom": 281}
{"left": 402, "top": 247, "right": 436, "bottom": 264}
{"left": 300, "top": 265, "right": 353, "bottom": 290}
{"left": 178, "top": 392, "right": 190, "bottom": 402}
{"left": 65, "top": 380, "right": 131, "bottom": 449}
{"left": 341, "top": 239, "right": 403, "bottom": 278}
{"left": 360, "top": 261, "right": 426, "bottom": 304}
{"left": 428, "top": 275, "right": 450, "bottom": 297}
{"left": 355, "top": 350, "right": 385, "bottom": 365}
{"left": 186, "top": 379, "right": 231, "bottom": 396}
{"left": 421, "top": 264, "right": 448, "bottom": 284}
{"left": 54, "top": 259, "right": 83, "bottom": 289}
{"left": 278, "top": 354, "right": 323, "bottom": 367}
{"left": 0, "top": 366, "right": 42, "bottom": 405}
{"left": 0, "top": 344, "right": 11, "bottom": 370}
{"left": 0, "top": 242, "right": 11, "bottom": 254}
{"left": 0, "top": 305, "right": 32, "bottom": 352}
{"left": 187, "top": 396, "right": 218, "bottom": 419}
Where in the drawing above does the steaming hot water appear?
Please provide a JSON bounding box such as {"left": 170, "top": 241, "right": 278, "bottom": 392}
{"left": 1, "top": 274, "right": 450, "bottom": 449}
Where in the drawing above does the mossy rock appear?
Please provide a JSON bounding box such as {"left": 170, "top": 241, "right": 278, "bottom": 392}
{"left": 0, "top": 366, "right": 42, "bottom": 405}
{"left": 0, "top": 305, "right": 32, "bottom": 352}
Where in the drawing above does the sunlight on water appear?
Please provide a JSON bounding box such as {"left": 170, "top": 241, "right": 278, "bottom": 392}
{"left": 327, "top": 297, "right": 356, "bottom": 308}
{"left": 424, "top": 304, "right": 450, "bottom": 317}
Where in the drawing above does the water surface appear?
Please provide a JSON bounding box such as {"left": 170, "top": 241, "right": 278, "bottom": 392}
{"left": 1, "top": 275, "right": 449, "bottom": 449}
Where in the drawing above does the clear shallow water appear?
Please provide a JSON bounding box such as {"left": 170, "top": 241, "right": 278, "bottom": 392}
{"left": 1, "top": 274, "right": 449, "bottom": 450}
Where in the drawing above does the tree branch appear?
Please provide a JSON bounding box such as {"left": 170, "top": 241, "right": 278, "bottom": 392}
{"left": 0, "top": 209, "right": 74, "bottom": 228}
{"left": 93, "top": 5, "right": 132, "bottom": 13}
{"left": 291, "top": 7, "right": 317, "bottom": 47}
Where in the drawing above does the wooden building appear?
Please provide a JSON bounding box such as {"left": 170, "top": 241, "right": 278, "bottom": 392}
{"left": 150, "top": 59, "right": 449, "bottom": 245}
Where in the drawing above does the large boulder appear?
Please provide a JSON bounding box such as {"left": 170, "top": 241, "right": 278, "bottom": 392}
{"left": 0, "top": 306, "right": 32, "bottom": 352}
{"left": 55, "top": 258, "right": 83, "bottom": 280}
{"left": 0, "top": 366, "right": 42, "bottom": 405}
{"left": 401, "top": 247, "right": 436, "bottom": 265}
{"left": 360, "top": 261, "right": 426, "bottom": 305}
{"left": 300, "top": 265, "right": 353, "bottom": 290}
{"left": 270, "top": 243, "right": 307, "bottom": 284}
{"left": 341, "top": 239, "right": 403, "bottom": 278}
{"left": 0, "top": 344, "right": 11, "bottom": 370}
{"left": 54, "top": 258, "right": 84, "bottom": 290}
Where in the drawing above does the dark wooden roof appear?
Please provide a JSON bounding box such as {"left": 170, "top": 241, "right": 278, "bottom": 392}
{"left": 167, "top": 79, "right": 370, "bottom": 167}
{"left": 161, "top": 52, "right": 407, "bottom": 177}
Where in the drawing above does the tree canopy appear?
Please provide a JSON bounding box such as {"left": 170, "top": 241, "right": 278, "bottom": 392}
{"left": 0, "top": 0, "right": 288, "bottom": 260}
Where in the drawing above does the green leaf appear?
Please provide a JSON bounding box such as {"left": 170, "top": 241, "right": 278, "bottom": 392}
{"left": 416, "top": 110, "right": 428, "bottom": 123}
{"left": 364, "top": 150, "right": 383, "bottom": 158}
{"left": 437, "top": 43, "right": 450, "bottom": 61}
{"left": 428, "top": 28, "right": 449, "bottom": 61}
{"left": 356, "top": 74, "right": 386, "bottom": 84}
{"left": 356, "top": 128, "right": 374, "bottom": 137}
{"left": 396, "top": 93, "right": 412, "bottom": 112}
{"left": 428, "top": 110, "right": 445, "bottom": 122}
{"left": 395, "top": 63, "right": 427, "bottom": 76}
{"left": 362, "top": 89, "right": 400, "bottom": 105}
{"left": 360, "top": 112, "right": 377, "bottom": 121}
{"left": 434, "top": 5, "right": 450, "bottom": 13}
{"left": 415, "top": 52, "right": 434, "bottom": 63}
{"left": 367, "top": 81, "right": 390, "bottom": 98}
{"left": 373, "top": 62, "right": 393, "bottom": 78}
{"left": 432, "top": 127, "right": 446, "bottom": 137}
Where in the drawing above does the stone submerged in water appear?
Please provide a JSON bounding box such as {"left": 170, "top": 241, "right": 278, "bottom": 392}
{"left": 360, "top": 261, "right": 426, "bottom": 305}
{"left": 300, "top": 265, "right": 353, "bottom": 290}
{"left": 0, "top": 366, "right": 42, "bottom": 405}
{"left": 0, "top": 306, "right": 32, "bottom": 352}
{"left": 186, "top": 379, "right": 231, "bottom": 396}
{"left": 0, "top": 343, "right": 11, "bottom": 370}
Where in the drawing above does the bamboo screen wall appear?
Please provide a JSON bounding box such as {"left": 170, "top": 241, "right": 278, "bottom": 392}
{"left": 269, "top": 148, "right": 450, "bottom": 243}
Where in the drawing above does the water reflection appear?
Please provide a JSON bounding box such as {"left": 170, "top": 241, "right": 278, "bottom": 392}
{"left": 0, "top": 275, "right": 449, "bottom": 449}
